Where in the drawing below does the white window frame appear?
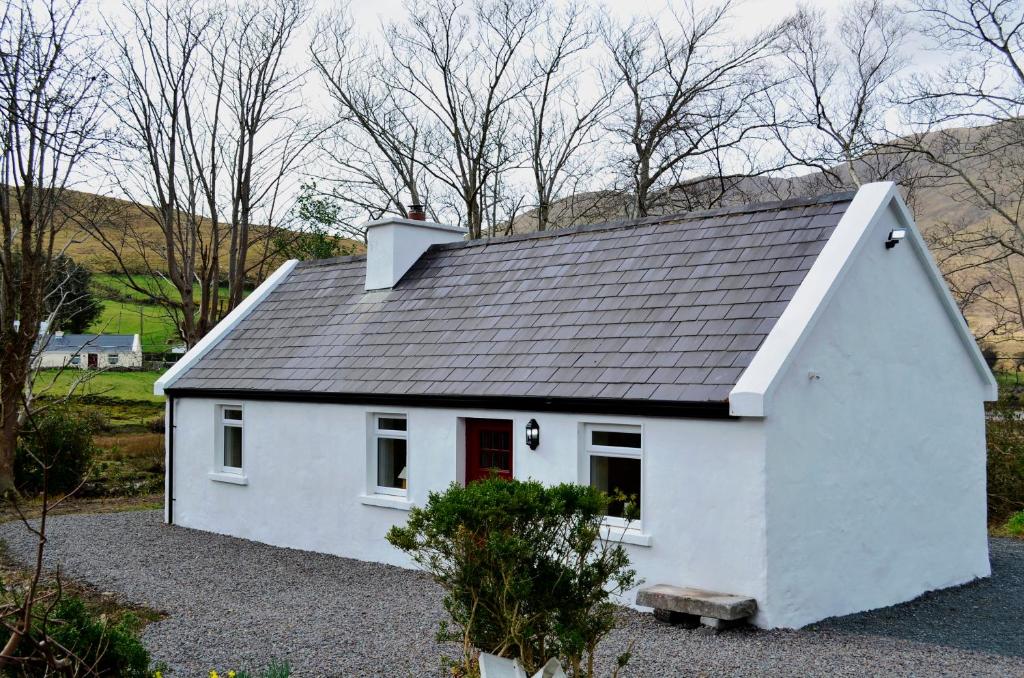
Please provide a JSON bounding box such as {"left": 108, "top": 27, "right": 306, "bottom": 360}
{"left": 108, "top": 354, "right": 119, "bottom": 365}
{"left": 216, "top": 403, "right": 245, "bottom": 476}
{"left": 371, "top": 413, "right": 408, "bottom": 498}
{"left": 583, "top": 423, "right": 643, "bottom": 531}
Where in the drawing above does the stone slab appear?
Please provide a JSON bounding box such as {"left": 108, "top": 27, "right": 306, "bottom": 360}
{"left": 637, "top": 584, "right": 757, "bottom": 621}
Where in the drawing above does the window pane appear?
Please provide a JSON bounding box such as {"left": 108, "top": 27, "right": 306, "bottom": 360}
{"left": 223, "top": 408, "right": 243, "bottom": 422}
{"left": 591, "top": 430, "right": 641, "bottom": 448}
{"left": 590, "top": 455, "right": 641, "bottom": 519}
{"left": 377, "top": 437, "right": 408, "bottom": 489}
{"left": 108, "top": 354, "right": 118, "bottom": 364}
{"left": 377, "top": 417, "right": 407, "bottom": 432}
{"left": 223, "top": 425, "right": 243, "bottom": 468}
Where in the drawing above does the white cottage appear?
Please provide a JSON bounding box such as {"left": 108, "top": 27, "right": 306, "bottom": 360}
{"left": 156, "top": 182, "right": 995, "bottom": 629}
{"left": 37, "top": 333, "right": 143, "bottom": 370}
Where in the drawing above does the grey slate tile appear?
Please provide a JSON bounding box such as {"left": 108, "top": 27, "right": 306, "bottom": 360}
{"left": 170, "top": 193, "right": 854, "bottom": 404}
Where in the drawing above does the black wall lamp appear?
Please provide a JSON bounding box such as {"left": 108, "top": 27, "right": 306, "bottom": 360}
{"left": 526, "top": 419, "right": 540, "bottom": 450}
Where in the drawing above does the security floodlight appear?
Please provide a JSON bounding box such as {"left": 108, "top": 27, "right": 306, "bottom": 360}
{"left": 885, "top": 228, "right": 907, "bottom": 249}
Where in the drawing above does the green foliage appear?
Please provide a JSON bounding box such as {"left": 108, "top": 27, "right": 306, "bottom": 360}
{"left": 233, "top": 659, "right": 292, "bottom": 678}
{"left": 386, "top": 478, "right": 637, "bottom": 677}
{"left": 15, "top": 406, "right": 97, "bottom": 495}
{"left": 987, "top": 394, "right": 1024, "bottom": 522}
{"left": 1006, "top": 510, "right": 1024, "bottom": 537}
{"left": 274, "top": 182, "right": 354, "bottom": 261}
{"left": 31, "top": 596, "right": 152, "bottom": 676}
{"left": 48, "top": 255, "right": 103, "bottom": 333}
{"left": 9, "top": 254, "right": 102, "bottom": 334}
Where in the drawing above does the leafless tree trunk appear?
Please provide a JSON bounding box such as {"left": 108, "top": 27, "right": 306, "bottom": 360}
{"left": 98, "top": 0, "right": 216, "bottom": 349}
{"left": 386, "top": 0, "right": 544, "bottom": 239}
{"left": 524, "top": 3, "right": 610, "bottom": 231}
{"left": 98, "top": 0, "right": 317, "bottom": 349}
{"left": 0, "top": 0, "right": 106, "bottom": 494}
{"left": 602, "top": 0, "right": 788, "bottom": 218}
{"left": 224, "top": 0, "right": 317, "bottom": 309}
{"left": 310, "top": 8, "right": 434, "bottom": 238}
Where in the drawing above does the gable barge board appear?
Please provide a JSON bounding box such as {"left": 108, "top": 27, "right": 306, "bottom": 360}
{"left": 164, "top": 387, "right": 735, "bottom": 419}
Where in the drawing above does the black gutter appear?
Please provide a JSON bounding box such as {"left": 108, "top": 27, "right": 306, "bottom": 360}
{"left": 167, "top": 396, "right": 174, "bottom": 525}
{"left": 164, "top": 388, "right": 734, "bottom": 419}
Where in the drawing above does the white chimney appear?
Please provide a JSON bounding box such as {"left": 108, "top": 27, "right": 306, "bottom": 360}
{"left": 364, "top": 217, "right": 466, "bottom": 291}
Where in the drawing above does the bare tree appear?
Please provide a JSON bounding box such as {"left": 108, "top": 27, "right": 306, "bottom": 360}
{"left": 310, "top": 8, "right": 436, "bottom": 239}
{"left": 523, "top": 3, "right": 610, "bottom": 231}
{"left": 0, "top": 0, "right": 107, "bottom": 494}
{"left": 386, "top": 0, "right": 545, "bottom": 239}
{"left": 777, "top": 0, "right": 918, "bottom": 194}
{"left": 96, "top": 0, "right": 316, "bottom": 349}
{"left": 901, "top": 1, "right": 1024, "bottom": 347}
{"left": 902, "top": 0, "right": 1024, "bottom": 237}
{"left": 223, "top": 0, "right": 317, "bottom": 308}
{"left": 601, "top": 0, "right": 788, "bottom": 218}
{"left": 99, "top": 0, "right": 218, "bottom": 350}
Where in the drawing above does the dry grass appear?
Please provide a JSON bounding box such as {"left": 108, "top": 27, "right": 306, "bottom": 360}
{"left": 94, "top": 433, "right": 163, "bottom": 461}
{"left": 0, "top": 493, "right": 163, "bottom": 525}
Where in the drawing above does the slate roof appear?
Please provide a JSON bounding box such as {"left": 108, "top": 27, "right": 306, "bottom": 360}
{"left": 170, "top": 192, "right": 854, "bottom": 404}
{"left": 40, "top": 334, "right": 137, "bottom": 353}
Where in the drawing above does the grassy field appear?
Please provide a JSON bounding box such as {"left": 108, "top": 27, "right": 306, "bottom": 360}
{"left": 88, "top": 274, "right": 251, "bottom": 352}
{"left": 34, "top": 369, "right": 166, "bottom": 499}
{"left": 88, "top": 299, "right": 179, "bottom": 351}
{"left": 36, "top": 369, "right": 164, "bottom": 403}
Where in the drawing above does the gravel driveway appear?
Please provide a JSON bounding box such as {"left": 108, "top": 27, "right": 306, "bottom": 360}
{"left": 1, "top": 511, "right": 1022, "bottom": 677}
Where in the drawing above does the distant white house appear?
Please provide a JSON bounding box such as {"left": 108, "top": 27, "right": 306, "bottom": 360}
{"left": 37, "top": 333, "right": 143, "bottom": 370}
{"left": 156, "top": 182, "right": 996, "bottom": 629}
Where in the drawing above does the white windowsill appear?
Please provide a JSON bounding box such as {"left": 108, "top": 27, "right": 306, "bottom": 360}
{"left": 208, "top": 471, "right": 248, "bottom": 486}
{"left": 359, "top": 494, "right": 413, "bottom": 511}
{"left": 600, "top": 525, "right": 652, "bottom": 547}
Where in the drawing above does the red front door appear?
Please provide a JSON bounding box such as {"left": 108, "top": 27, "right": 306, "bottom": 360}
{"left": 87, "top": 353, "right": 98, "bottom": 368}
{"left": 466, "top": 419, "right": 514, "bottom": 483}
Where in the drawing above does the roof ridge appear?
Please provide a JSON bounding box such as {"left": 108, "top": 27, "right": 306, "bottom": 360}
{"left": 428, "top": 190, "right": 857, "bottom": 254}
{"left": 294, "top": 254, "right": 367, "bottom": 269}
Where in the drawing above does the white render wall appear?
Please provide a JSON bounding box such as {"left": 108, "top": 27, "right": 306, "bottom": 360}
{"left": 169, "top": 398, "right": 769, "bottom": 617}
{"left": 760, "top": 200, "right": 992, "bottom": 629}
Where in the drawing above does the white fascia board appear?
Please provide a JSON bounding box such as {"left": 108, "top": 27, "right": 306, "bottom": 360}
{"left": 895, "top": 192, "right": 999, "bottom": 401}
{"left": 153, "top": 259, "right": 299, "bottom": 396}
{"left": 729, "top": 182, "right": 998, "bottom": 417}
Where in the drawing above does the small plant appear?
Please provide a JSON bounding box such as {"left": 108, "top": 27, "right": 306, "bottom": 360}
{"left": 40, "top": 596, "right": 153, "bottom": 676}
{"left": 209, "top": 659, "right": 292, "bottom": 678}
{"left": 1006, "top": 510, "right": 1024, "bottom": 537}
{"left": 387, "top": 478, "right": 637, "bottom": 678}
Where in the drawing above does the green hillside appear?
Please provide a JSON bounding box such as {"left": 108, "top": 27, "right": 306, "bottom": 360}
{"left": 86, "top": 274, "right": 247, "bottom": 352}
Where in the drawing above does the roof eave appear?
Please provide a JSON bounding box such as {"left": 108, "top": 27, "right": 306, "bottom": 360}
{"left": 162, "top": 387, "right": 736, "bottom": 419}
{"left": 154, "top": 259, "right": 299, "bottom": 396}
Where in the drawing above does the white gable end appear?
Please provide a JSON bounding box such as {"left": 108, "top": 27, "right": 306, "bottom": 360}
{"left": 729, "top": 182, "right": 997, "bottom": 417}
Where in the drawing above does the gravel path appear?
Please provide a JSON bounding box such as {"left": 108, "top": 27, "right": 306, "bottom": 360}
{"left": 1, "top": 511, "right": 1022, "bottom": 677}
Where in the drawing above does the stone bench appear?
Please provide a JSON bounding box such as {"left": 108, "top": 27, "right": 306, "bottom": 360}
{"left": 636, "top": 584, "right": 757, "bottom": 630}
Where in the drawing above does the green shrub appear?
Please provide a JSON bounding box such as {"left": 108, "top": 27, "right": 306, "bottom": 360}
{"left": 24, "top": 596, "right": 153, "bottom": 676}
{"left": 1006, "top": 510, "right": 1024, "bottom": 537}
{"left": 15, "top": 407, "right": 98, "bottom": 495}
{"left": 386, "top": 478, "right": 637, "bottom": 677}
{"left": 986, "top": 397, "right": 1024, "bottom": 522}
